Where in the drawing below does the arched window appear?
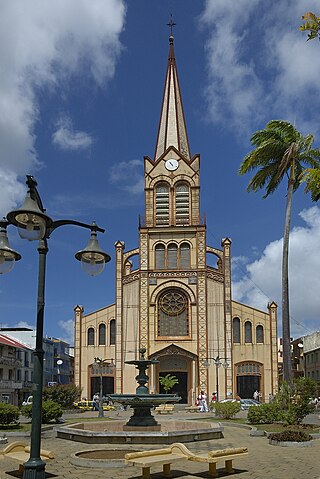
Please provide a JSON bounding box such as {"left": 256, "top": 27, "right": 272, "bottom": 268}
{"left": 233, "top": 317, "right": 240, "bottom": 343}
{"left": 245, "top": 321, "right": 252, "bottom": 343}
{"left": 180, "top": 243, "right": 190, "bottom": 269}
{"left": 155, "top": 244, "right": 165, "bottom": 269}
{"left": 167, "top": 243, "right": 178, "bottom": 269}
{"left": 155, "top": 183, "right": 169, "bottom": 225}
{"left": 99, "top": 324, "right": 106, "bottom": 345}
{"left": 87, "top": 327, "right": 95, "bottom": 346}
{"left": 175, "top": 183, "right": 189, "bottom": 224}
{"left": 256, "top": 325, "right": 264, "bottom": 343}
{"left": 158, "top": 289, "right": 189, "bottom": 337}
{"left": 110, "top": 319, "right": 116, "bottom": 345}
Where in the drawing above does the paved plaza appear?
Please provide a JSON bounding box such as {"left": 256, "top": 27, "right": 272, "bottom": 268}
{"left": 1, "top": 409, "right": 320, "bottom": 479}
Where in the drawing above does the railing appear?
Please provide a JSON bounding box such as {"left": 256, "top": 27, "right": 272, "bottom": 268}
{"left": 0, "top": 357, "right": 22, "bottom": 367}
{"left": 139, "top": 213, "right": 206, "bottom": 228}
{"left": 0, "top": 380, "right": 23, "bottom": 389}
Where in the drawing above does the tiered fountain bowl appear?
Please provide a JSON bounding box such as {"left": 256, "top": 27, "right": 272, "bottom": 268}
{"left": 108, "top": 348, "right": 180, "bottom": 430}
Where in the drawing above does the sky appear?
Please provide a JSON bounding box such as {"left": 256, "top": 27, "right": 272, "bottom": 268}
{"left": 1, "top": 0, "right": 320, "bottom": 345}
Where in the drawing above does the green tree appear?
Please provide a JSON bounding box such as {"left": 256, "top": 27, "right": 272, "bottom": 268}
{"left": 301, "top": 167, "right": 320, "bottom": 201}
{"left": 299, "top": 12, "right": 320, "bottom": 41}
{"left": 275, "top": 377, "right": 317, "bottom": 425}
{"left": 43, "top": 383, "right": 82, "bottom": 408}
{"left": 299, "top": 11, "right": 320, "bottom": 201}
{"left": 159, "top": 374, "right": 179, "bottom": 393}
{"left": 239, "top": 120, "right": 320, "bottom": 381}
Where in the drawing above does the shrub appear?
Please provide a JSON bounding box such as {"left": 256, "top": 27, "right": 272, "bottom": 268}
{"left": 43, "top": 384, "right": 82, "bottom": 408}
{"left": 0, "top": 403, "right": 20, "bottom": 425}
{"left": 247, "top": 403, "right": 282, "bottom": 424}
{"left": 276, "top": 378, "right": 317, "bottom": 425}
{"left": 269, "top": 430, "right": 312, "bottom": 442}
{"left": 21, "top": 400, "right": 62, "bottom": 423}
{"left": 214, "top": 401, "right": 241, "bottom": 419}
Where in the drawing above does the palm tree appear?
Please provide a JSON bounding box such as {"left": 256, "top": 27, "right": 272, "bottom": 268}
{"left": 239, "top": 120, "right": 320, "bottom": 382}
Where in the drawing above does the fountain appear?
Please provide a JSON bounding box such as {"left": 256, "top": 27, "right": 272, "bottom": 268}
{"left": 57, "top": 348, "right": 224, "bottom": 445}
{"left": 108, "top": 347, "right": 181, "bottom": 430}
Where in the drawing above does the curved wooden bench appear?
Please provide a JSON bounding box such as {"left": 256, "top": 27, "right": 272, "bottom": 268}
{"left": 0, "top": 441, "right": 54, "bottom": 472}
{"left": 154, "top": 404, "right": 174, "bottom": 414}
{"left": 125, "top": 442, "right": 248, "bottom": 478}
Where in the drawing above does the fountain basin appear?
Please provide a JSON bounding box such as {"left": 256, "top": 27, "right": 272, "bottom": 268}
{"left": 70, "top": 448, "right": 137, "bottom": 468}
{"left": 57, "top": 419, "right": 224, "bottom": 444}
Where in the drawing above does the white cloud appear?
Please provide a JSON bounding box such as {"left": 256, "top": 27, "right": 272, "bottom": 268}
{"left": 200, "top": 0, "right": 320, "bottom": 136}
{"left": 110, "top": 159, "right": 144, "bottom": 194}
{"left": 58, "top": 319, "right": 74, "bottom": 345}
{"left": 52, "top": 116, "right": 93, "bottom": 151}
{"left": 232, "top": 206, "right": 320, "bottom": 336}
{"left": 0, "top": 170, "right": 26, "bottom": 217}
{"left": 0, "top": 0, "right": 126, "bottom": 213}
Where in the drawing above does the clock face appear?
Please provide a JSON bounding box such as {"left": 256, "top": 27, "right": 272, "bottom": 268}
{"left": 165, "top": 159, "right": 179, "bottom": 171}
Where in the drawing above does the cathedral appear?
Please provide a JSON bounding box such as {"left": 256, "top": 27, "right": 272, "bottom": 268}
{"left": 74, "top": 33, "right": 278, "bottom": 404}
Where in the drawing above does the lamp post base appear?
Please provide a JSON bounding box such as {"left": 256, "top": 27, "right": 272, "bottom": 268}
{"left": 23, "top": 458, "right": 46, "bottom": 479}
{"left": 98, "top": 407, "right": 104, "bottom": 418}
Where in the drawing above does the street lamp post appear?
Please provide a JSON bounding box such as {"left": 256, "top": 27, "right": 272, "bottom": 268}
{"left": 203, "top": 356, "right": 229, "bottom": 402}
{"left": 93, "top": 357, "right": 114, "bottom": 418}
{"left": 0, "top": 175, "right": 111, "bottom": 479}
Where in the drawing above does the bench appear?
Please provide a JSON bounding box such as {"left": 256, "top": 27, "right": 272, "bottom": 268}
{"left": 125, "top": 442, "right": 248, "bottom": 478}
{"left": 189, "top": 446, "right": 248, "bottom": 477}
{"left": 0, "top": 441, "right": 54, "bottom": 472}
{"left": 154, "top": 404, "right": 174, "bottom": 414}
{"left": 185, "top": 405, "right": 201, "bottom": 413}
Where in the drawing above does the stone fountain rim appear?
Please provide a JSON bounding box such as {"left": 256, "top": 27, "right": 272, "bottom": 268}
{"left": 70, "top": 447, "right": 136, "bottom": 468}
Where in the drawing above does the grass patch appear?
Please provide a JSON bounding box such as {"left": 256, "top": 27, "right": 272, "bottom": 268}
{"left": 0, "top": 423, "right": 31, "bottom": 432}
{"left": 202, "top": 417, "right": 248, "bottom": 425}
{"left": 0, "top": 415, "right": 115, "bottom": 432}
{"left": 201, "top": 417, "right": 319, "bottom": 434}
{"left": 254, "top": 423, "right": 319, "bottom": 434}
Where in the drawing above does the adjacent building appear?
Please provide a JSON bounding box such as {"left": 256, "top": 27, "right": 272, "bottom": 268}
{"left": 0, "top": 328, "right": 72, "bottom": 392}
{"left": 0, "top": 333, "right": 32, "bottom": 405}
{"left": 73, "top": 34, "right": 279, "bottom": 404}
{"left": 303, "top": 331, "right": 320, "bottom": 394}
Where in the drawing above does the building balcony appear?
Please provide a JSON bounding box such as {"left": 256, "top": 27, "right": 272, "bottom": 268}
{"left": 0, "top": 380, "right": 23, "bottom": 389}
{"left": 0, "top": 357, "right": 22, "bottom": 367}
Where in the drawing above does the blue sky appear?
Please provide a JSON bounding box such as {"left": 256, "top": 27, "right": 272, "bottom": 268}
{"left": 1, "top": 0, "right": 320, "bottom": 345}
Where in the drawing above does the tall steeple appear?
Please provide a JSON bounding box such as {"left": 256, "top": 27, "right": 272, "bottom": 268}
{"left": 154, "top": 28, "right": 191, "bottom": 161}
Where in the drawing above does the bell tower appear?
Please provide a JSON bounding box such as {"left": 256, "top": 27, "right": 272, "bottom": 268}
{"left": 139, "top": 30, "right": 209, "bottom": 395}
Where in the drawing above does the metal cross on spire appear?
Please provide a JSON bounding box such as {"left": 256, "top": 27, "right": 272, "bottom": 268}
{"left": 167, "top": 13, "right": 176, "bottom": 37}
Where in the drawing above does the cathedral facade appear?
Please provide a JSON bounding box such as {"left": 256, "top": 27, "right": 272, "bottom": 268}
{"left": 74, "top": 34, "right": 278, "bottom": 404}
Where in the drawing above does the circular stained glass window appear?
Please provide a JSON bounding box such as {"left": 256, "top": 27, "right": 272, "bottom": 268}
{"left": 159, "top": 290, "right": 187, "bottom": 316}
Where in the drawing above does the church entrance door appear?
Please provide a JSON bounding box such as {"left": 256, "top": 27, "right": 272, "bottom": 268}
{"left": 91, "top": 376, "right": 114, "bottom": 399}
{"left": 159, "top": 371, "right": 188, "bottom": 404}
{"left": 236, "top": 375, "right": 260, "bottom": 399}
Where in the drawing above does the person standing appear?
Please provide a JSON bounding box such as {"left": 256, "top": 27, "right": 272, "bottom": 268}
{"left": 253, "top": 390, "right": 259, "bottom": 401}
{"left": 92, "top": 392, "right": 99, "bottom": 411}
{"left": 199, "top": 390, "right": 209, "bottom": 412}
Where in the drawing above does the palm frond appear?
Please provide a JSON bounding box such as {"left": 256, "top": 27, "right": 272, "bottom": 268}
{"left": 240, "top": 119, "right": 320, "bottom": 200}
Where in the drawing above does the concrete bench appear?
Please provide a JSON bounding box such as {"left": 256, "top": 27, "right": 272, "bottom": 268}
{"left": 125, "top": 444, "right": 187, "bottom": 479}
{"left": 189, "top": 446, "right": 248, "bottom": 477}
{"left": 154, "top": 404, "right": 174, "bottom": 414}
{"left": 185, "top": 405, "right": 201, "bottom": 413}
{"left": 125, "top": 442, "right": 248, "bottom": 478}
{"left": 0, "top": 441, "right": 54, "bottom": 472}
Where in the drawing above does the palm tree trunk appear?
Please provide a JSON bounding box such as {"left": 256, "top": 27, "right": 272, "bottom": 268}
{"left": 282, "top": 168, "right": 294, "bottom": 382}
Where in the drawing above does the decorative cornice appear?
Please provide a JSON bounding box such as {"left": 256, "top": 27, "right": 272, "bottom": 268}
{"left": 206, "top": 271, "right": 224, "bottom": 283}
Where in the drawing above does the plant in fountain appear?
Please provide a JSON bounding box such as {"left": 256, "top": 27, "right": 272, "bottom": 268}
{"left": 159, "top": 374, "right": 179, "bottom": 394}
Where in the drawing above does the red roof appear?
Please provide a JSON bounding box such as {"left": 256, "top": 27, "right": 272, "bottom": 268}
{"left": 0, "top": 334, "right": 31, "bottom": 350}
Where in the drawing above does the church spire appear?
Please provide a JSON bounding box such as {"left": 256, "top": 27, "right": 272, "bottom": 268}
{"left": 154, "top": 22, "right": 191, "bottom": 161}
